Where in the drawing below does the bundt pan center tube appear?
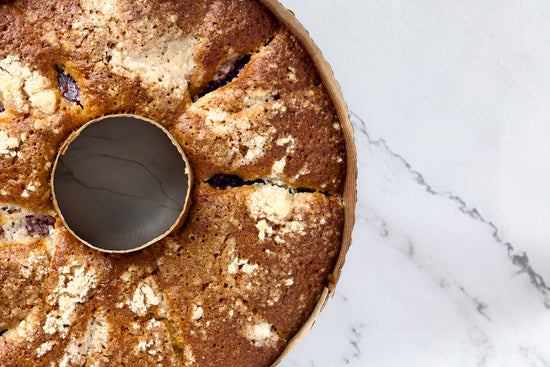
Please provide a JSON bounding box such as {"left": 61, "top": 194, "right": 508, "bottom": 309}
{"left": 51, "top": 114, "right": 193, "bottom": 253}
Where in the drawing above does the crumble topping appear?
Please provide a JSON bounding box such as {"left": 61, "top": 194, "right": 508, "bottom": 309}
{"left": 137, "top": 339, "right": 153, "bottom": 352}
{"left": 57, "top": 315, "right": 109, "bottom": 367}
{"left": 44, "top": 262, "right": 98, "bottom": 337}
{"left": 80, "top": 0, "right": 117, "bottom": 15}
{"left": 3, "top": 309, "right": 41, "bottom": 343}
{"left": 247, "top": 184, "right": 307, "bottom": 242}
{"left": 244, "top": 320, "right": 278, "bottom": 347}
{"left": 242, "top": 92, "right": 278, "bottom": 108}
{"left": 127, "top": 278, "right": 169, "bottom": 317}
{"left": 0, "top": 130, "right": 20, "bottom": 159}
{"left": 271, "top": 158, "right": 286, "bottom": 176}
{"left": 255, "top": 219, "right": 272, "bottom": 241}
{"left": 184, "top": 345, "right": 196, "bottom": 364}
{"left": 59, "top": 336, "right": 82, "bottom": 367}
{"left": 18, "top": 251, "right": 49, "bottom": 280}
{"left": 130, "top": 318, "right": 176, "bottom": 363}
{"left": 190, "top": 305, "right": 204, "bottom": 321}
{"left": 109, "top": 33, "right": 196, "bottom": 94}
{"left": 276, "top": 135, "right": 296, "bottom": 153}
{"left": 241, "top": 134, "right": 270, "bottom": 164}
{"left": 0, "top": 56, "right": 57, "bottom": 115}
{"left": 228, "top": 256, "right": 260, "bottom": 275}
{"left": 146, "top": 319, "right": 161, "bottom": 330}
{"left": 130, "top": 282, "right": 160, "bottom": 316}
{"left": 185, "top": 102, "right": 278, "bottom": 166}
{"left": 293, "top": 167, "right": 312, "bottom": 181}
{"left": 70, "top": 0, "right": 197, "bottom": 99}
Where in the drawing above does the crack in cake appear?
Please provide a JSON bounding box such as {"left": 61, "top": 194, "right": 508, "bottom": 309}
{"left": 0, "top": 0, "right": 352, "bottom": 366}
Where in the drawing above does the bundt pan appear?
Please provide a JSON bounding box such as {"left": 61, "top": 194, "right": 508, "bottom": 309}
{"left": 0, "top": 0, "right": 357, "bottom": 365}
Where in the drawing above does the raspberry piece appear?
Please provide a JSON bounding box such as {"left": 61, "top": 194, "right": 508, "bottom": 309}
{"left": 24, "top": 215, "right": 55, "bottom": 237}
{"left": 56, "top": 66, "right": 81, "bottom": 105}
{"left": 206, "top": 174, "right": 246, "bottom": 190}
{"left": 200, "top": 55, "right": 251, "bottom": 97}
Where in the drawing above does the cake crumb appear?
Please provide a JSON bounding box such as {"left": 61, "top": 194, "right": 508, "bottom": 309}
{"left": 247, "top": 184, "right": 292, "bottom": 221}
{"left": 246, "top": 184, "right": 307, "bottom": 242}
{"left": 228, "top": 257, "right": 259, "bottom": 275}
{"left": 287, "top": 72, "right": 297, "bottom": 82}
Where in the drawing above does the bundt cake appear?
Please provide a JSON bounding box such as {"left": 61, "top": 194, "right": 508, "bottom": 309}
{"left": 0, "top": 0, "right": 355, "bottom": 365}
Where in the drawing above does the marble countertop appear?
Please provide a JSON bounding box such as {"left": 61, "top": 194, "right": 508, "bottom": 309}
{"left": 278, "top": 1, "right": 550, "bottom": 366}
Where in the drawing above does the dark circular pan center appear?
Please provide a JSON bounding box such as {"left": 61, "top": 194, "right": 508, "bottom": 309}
{"left": 52, "top": 114, "right": 191, "bottom": 253}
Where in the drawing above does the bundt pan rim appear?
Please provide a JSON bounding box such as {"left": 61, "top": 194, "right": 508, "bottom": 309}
{"left": 257, "top": 1, "right": 357, "bottom": 365}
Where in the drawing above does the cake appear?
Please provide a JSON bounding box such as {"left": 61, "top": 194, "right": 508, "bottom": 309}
{"left": 0, "top": 0, "right": 354, "bottom": 366}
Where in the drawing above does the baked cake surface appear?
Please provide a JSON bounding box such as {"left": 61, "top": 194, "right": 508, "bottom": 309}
{"left": 0, "top": 0, "right": 349, "bottom": 366}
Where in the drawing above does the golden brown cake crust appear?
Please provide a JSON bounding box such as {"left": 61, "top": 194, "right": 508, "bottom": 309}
{"left": 0, "top": 0, "right": 349, "bottom": 366}
{"left": 189, "top": 0, "right": 279, "bottom": 96}
{"left": 157, "top": 184, "right": 343, "bottom": 365}
{"left": 176, "top": 30, "right": 346, "bottom": 194}
{"left": 0, "top": 184, "right": 343, "bottom": 366}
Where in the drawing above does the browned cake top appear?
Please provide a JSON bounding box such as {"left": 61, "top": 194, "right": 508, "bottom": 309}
{"left": 0, "top": 0, "right": 348, "bottom": 366}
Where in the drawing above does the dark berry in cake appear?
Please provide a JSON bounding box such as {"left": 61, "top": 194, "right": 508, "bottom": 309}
{"left": 206, "top": 174, "right": 247, "bottom": 189}
{"left": 56, "top": 66, "right": 81, "bottom": 105}
{"left": 24, "top": 215, "right": 55, "bottom": 237}
{"left": 200, "top": 55, "right": 251, "bottom": 97}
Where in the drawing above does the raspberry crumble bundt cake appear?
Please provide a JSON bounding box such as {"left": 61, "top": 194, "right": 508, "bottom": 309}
{"left": 0, "top": 0, "right": 355, "bottom": 366}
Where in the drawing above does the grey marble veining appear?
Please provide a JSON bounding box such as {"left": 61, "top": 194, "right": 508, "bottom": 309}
{"left": 53, "top": 115, "right": 189, "bottom": 252}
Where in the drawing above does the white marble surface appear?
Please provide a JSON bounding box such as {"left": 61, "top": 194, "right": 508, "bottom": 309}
{"left": 278, "top": 1, "right": 550, "bottom": 366}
